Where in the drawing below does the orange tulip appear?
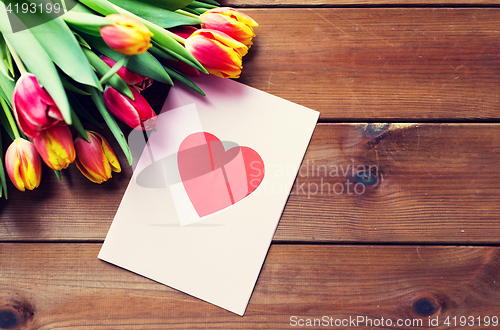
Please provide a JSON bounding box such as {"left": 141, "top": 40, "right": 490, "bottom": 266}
{"left": 100, "top": 14, "right": 153, "bottom": 55}
{"left": 34, "top": 125, "right": 75, "bottom": 171}
{"left": 5, "top": 138, "right": 42, "bottom": 191}
{"left": 200, "top": 7, "right": 258, "bottom": 47}
{"left": 74, "top": 131, "right": 121, "bottom": 184}
{"left": 185, "top": 29, "right": 248, "bottom": 79}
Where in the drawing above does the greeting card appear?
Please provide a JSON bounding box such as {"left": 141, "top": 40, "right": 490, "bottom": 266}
{"left": 98, "top": 74, "right": 319, "bottom": 315}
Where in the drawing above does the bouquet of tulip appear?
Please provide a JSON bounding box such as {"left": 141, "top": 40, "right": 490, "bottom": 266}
{"left": 0, "top": 0, "right": 258, "bottom": 197}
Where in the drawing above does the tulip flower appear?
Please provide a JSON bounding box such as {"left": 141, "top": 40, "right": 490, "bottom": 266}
{"left": 13, "top": 73, "right": 65, "bottom": 139}
{"left": 103, "top": 85, "right": 157, "bottom": 130}
{"left": 100, "top": 55, "right": 153, "bottom": 91}
{"left": 200, "top": 8, "right": 258, "bottom": 47}
{"left": 34, "top": 125, "right": 75, "bottom": 171}
{"left": 100, "top": 14, "right": 153, "bottom": 56}
{"left": 5, "top": 138, "right": 42, "bottom": 191}
{"left": 185, "top": 29, "right": 248, "bottom": 79}
{"left": 74, "top": 131, "right": 121, "bottom": 184}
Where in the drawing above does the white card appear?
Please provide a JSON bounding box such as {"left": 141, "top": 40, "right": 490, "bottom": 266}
{"left": 98, "top": 74, "right": 319, "bottom": 315}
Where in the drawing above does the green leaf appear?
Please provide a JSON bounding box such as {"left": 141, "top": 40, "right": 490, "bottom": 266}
{"left": 82, "top": 47, "right": 134, "bottom": 99}
{"left": 194, "top": 0, "right": 219, "bottom": 6}
{"left": 70, "top": 106, "right": 89, "bottom": 142}
{"left": 68, "top": 92, "right": 103, "bottom": 129}
{"left": 76, "top": 0, "right": 119, "bottom": 16}
{"left": 179, "top": 7, "right": 204, "bottom": 15}
{"left": 148, "top": 46, "right": 177, "bottom": 62}
{"left": 0, "top": 94, "right": 15, "bottom": 141}
{"left": 73, "top": 32, "right": 92, "bottom": 50}
{"left": 59, "top": 73, "right": 92, "bottom": 95}
{"left": 0, "top": 2, "right": 72, "bottom": 124}
{"left": 99, "top": 55, "right": 129, "bottom": 85}
{"left": 85, "top": 34, "right": 173, "bottom": 85}
{"left": 87, "top": 86, "right": 132, "bottom": 165}
{"left": 118, "top": 0, "right": 194, "bottom": 11}
{"left": 107, "top": 0, "right": 200, "bottom": 28}
{"left": 54, "top": 170, "right": 62, "bottom": 181}
{"left": 27, "top": 9, "right": 101, "bottom": 91}
{"left": 62, "top": 10, "right": 113, "bottom": 37}
{"left": 0, "top": 71, "right": 15, "bottom": 108}
{"left": 163, "top": 64, "right": 205, "bottom": 96}
{"left": 0, "top": 33, "right": 14, "bottom": 80}
{"left": 0, "top": 130, "right": 7, "bottom": 199}
{"left": 188, "top": 1, "right": 217, "bottom": 8}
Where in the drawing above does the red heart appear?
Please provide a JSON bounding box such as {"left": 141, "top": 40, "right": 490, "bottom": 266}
{"left": 178, "top": 132, "right": 265, "bottom": 217}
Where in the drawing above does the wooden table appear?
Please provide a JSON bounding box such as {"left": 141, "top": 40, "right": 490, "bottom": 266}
{"left": 1, "top": 0, "right": 500, "bottom": 328}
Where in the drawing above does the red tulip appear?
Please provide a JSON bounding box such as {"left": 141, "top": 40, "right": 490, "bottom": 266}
{"left": 5, "top": 138, "right": 42, "bottom": 191}
{"left": 100, "top": 55, "right": 153, "bottom": 91}
{"left": 200, "top": 8, "right": 258, "bottom": 47}
{"left": 13, "top": 73, "right": 65, "bottom": 139}
{"left": 34, "top": 125, "right": 75, "bottom": 171}
{"left": 74, "top": 131, "right": 121, "bottom": 184}
{"left": 103, "top": 85, "right": 157, "bottom": 130}
{"left": 100, "top": 14, "right": 153, "bottom": 56}
{"left": 185, "top": 29, "right": 248, "bottom": 79}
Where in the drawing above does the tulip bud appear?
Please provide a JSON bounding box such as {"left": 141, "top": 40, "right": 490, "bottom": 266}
{"left": 100, "top": 14, "right": 153, "bottom": 56}
{"left": 13, "top": 73, "right": 65, "bottom": 139}
{"left": 34, "top": 125, "right": 76, "bottom": 171}
{"left": 185, "top": 29, "right": 248, "bottom": 79}
{"left": 103, "top": 85, "right": 157, "bottom": 130}
{"left": 5, "top": 138, "right": 42, "bottom": 191}
{"left": 200, "top": 7, "right": 258, "bottom": 47}
{"left": 100, "top": 55, "right": 153, "bottom": 92}
{"left": 74, "top": 131, "right": 121, "bottom": 184}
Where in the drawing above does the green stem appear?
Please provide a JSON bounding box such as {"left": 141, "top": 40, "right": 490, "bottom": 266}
{"left": 0, "top": 96, "right": 20, "bottom": 139}
{"left": 163, "top": 29, "right": 186, "bottom": 45}
{"left": 174, "top": 9, "right": 200, "bottom": 19}
{"left": 4, "top": 37, "right": 27, "bottom": 75}
{"left": 99, "top": 55, "right": 129, "bottom": 86}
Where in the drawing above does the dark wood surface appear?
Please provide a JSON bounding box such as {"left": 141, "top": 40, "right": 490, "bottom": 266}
{"left": 1, "top": 1, "right": 500, "bottom": 329}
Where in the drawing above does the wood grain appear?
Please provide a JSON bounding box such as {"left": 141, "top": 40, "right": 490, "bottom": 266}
{"left": 277, "top": 123, "right": 500, "bottom": 243}
{"left": 0, "top": 244, "right": 499, "bottom": 329}
{"left": 1, "top": 123, "right": 499, "bottom": 244}
{"left": 234, "top": 8, "right": 500, "bottom": 120}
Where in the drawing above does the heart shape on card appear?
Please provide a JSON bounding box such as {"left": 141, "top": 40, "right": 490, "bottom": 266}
{"left": 178, "top": 132, "right": 265, "bottom": 217}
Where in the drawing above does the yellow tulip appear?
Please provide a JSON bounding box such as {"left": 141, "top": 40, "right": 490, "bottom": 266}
{"left": 5, "top": 138, "right": 42, "bottom": 191}
{"left": 201, "top": 7, "right": 258, "bottom": 47}
{"left": 100, "top": 14, "right": 153, "bottom": 55}
{"left": 185, "top": 29, "right": 248, "bottom": 79}
{"left": 34, "top": 125, "right": 76, "bottom": 171}
{"left": 74, "top": 131, "right": 121, "bottom": 184}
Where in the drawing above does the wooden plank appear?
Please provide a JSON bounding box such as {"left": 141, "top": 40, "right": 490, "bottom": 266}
{"left": 277, "top": 123, "right": 500, "bottom": 243}
{"left": 235, "top": 8, "right": 500, "bottom": 120}
{"left": 0, "top": 244, "right": 499, "bottom": 329}
{"left": 1, "top": 123, "right": 499, "bottom": 244}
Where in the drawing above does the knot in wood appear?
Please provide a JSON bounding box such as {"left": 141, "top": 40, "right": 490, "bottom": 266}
{"left": 350, "top": 166, "right": 382, "bottom": 192}
{"left": 411, "top": 296, "right": 442, "bottom": 317}
{"left": 0, "top": 311, "right": 17, "bottom": 329}
{"left": 0, "top": 301, "right": 35, "bottom": 329}
{"left": 363, "top": 123, "right": 390, "bottom": 139}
